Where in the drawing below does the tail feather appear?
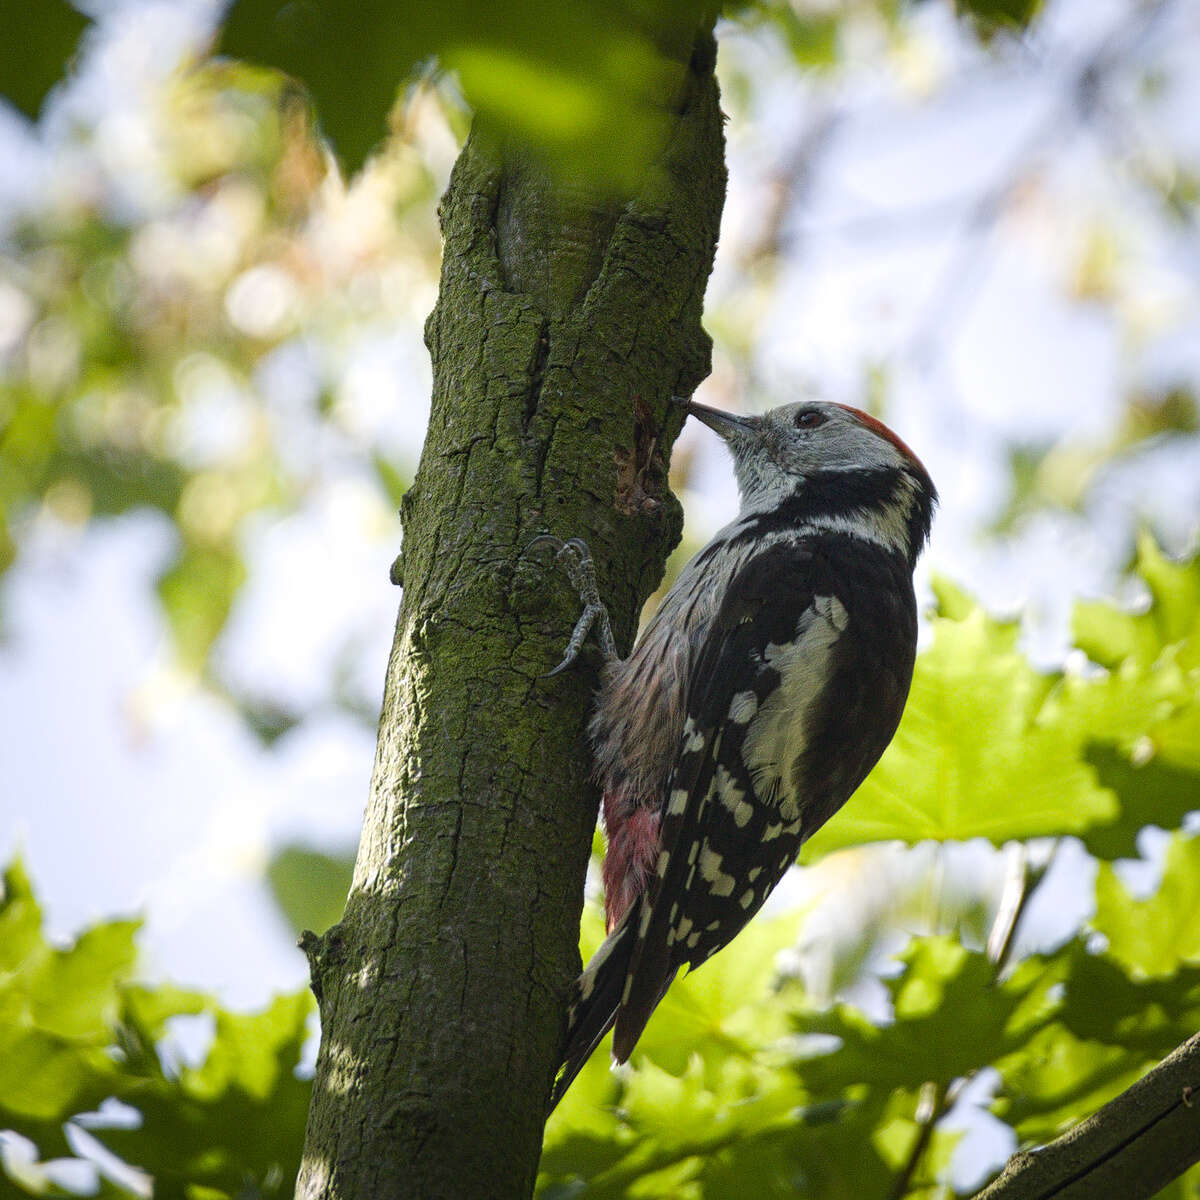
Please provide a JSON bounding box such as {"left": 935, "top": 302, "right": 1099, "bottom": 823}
{"left": 547, "top": 909, "right": 639, "bottom": 1115}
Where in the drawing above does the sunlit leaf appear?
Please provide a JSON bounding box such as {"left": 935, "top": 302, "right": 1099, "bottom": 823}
{"left": 805, "top": 543, "right": 1200, "bottom": 862}
{"left": 1080, "top": 748, "right": 1200, "bottom": 861}
{"left": 802, "top": 592, "right": 1113, "bottom": 858}
{"left": 1073, "top": 534, "right": 1200, "bottom": 672}
{"left": 0, "top": 861, "right": 132, "bottom": 1156}
{"left": 1092, "top": 833, "right": 1200, "bottom": 979}
{"left": 97, "top": 991, "right": 314, "bottom": 1196}
{"left": 992, "top": 1022, "right": 1151, "bottom": 1143}
{"left": 792, "top": 938, "right": 1054, "bottom": 1095}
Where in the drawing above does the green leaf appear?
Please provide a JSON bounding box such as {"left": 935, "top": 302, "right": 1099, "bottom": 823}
{"left": 218, "top": 0, "right": 414, "bottom": 175}
{"left": 0, "top": 0, "right": 90, "bottom": 120}
{"left": 791, "top": 938, "right": 1053, "bottom": 1094}
{"left": 0, "top": 862, "right": 134, "bottom": 1157}
{"left": 98, "top": 991, "right": 314, "bottom": 1196}
{"left": 992, "top": 1021, "right": 1151, "bottom": 1142}
{"left": 266, "top": 844, "right": 354, "bottom": 936}
{"left": 0, "top": 1025, "right": 117, "bottom": 1133}
{"left": 804, "top": 543, "right": 1200, "bottom": 862}
{"left": 1092, "top": 833, "right": 1200, "bottom": 979}
{"left": 1055, "top": 944, "right": 1200, "bottom": 1056}
{"left": 992, "top": 938, "right": 1200, "bottom": 1143}
{"left": 117, "top": 981, "right": 210, "bottom": 1072}
{"left": 0, "top": 861, "right": 45, "bottom": 977}
{"left": 0, "top": 861, "right": 314, "bottom": 1189}
{"left": 1072, "top": 533, "right": 1200, "bottom": 672}
{"left": 635, "top": 909, "right": 805, "bottom": 1078}
{"left": 1079, "top": 747, "right": 1200, "bottom": 861}
{"left": 218, "top": 0, "right": 706, "bottom": 181}
{"left": 31, "top": 921, "right": 139, "bottom": 1040}
{"left": 802, "top": 596, "right": 1113, "bottom": 858}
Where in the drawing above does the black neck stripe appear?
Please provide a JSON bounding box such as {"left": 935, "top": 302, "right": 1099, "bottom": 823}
{"left": 733, "top": 468, "right": 934, "bottom": 565}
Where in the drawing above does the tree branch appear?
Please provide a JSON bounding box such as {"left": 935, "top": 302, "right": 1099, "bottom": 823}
{"left": 972, "top": 1032, "right": 1200, "bottom": 1200}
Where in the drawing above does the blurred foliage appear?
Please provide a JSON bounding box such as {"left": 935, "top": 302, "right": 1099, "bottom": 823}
{"left": 219, "top": 0, "right": 1045, "bottom": 177}
{"left": 0, "top": 40, "right": 443, "bottom": 735}
{"left": 219, "top": 0, "right": 709, "bottom": 182}
{"left": 994, "top": 386, "right": 1199, "bottom": 534}
{"left": 0, "top": 861, "right": 311, "bottom": 1197}
{"left": 266, "top": 844, "right": 355, "bottom": 936}
{"left": 5, "top": 544, "right": 1200, "bottom": 1196}
{"left": 0, "top": 2, "right": 90, "bottom": 121}
{"left": 955, "top": 0, "right": 1043, "bottom": 40}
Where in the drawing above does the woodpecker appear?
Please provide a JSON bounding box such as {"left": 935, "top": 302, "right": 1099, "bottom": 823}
{"left": 541, "top": 397, "right": 936, "bottom": 1113}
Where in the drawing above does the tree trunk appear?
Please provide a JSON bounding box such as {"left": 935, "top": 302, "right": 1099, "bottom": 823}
{"left": 295, "top": 23, "right": 726, "bottom": 1200}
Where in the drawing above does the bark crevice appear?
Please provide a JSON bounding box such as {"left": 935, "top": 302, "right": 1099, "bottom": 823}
{"left": 296, "top": 23, "right": 726, "bottom": 1200}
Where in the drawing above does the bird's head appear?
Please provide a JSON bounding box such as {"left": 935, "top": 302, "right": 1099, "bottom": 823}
{"left": 686, "top": 398, "right": 937, "bottom": 563}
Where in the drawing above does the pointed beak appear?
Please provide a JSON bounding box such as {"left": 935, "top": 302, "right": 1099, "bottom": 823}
{"left": 685, "top": 399, "right": 759, "bottom": 441}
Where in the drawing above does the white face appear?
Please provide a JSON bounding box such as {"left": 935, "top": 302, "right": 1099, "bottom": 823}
{"left": 690, "top": 399, "right": 930, "bottom": 511}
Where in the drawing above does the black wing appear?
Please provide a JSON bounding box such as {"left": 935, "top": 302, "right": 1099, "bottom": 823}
{"left": 612, "top": 539, "right": 831, "bottom": 1061}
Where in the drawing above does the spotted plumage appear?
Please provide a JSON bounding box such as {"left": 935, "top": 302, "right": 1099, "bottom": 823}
{"left": 548, "top": 398, "right": 936, "bottom": 1111}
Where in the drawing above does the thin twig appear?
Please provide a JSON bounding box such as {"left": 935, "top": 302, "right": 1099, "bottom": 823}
{"left": 887, "top": 1080, "right": 955, "bottom": 1200}
{"left": 885, "top": 839, "right": 1060, "bottom": 1199}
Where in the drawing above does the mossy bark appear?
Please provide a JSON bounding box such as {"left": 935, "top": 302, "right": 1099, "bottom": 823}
{"left": 294, "top": 28, "right": 725, "bottom": 1200}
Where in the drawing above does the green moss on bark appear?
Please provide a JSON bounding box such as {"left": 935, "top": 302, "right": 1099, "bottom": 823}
{"left": 296, "top": 29, "right": 726, "bottom": 1200}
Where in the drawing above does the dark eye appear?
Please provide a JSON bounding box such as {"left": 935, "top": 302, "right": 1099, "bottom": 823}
{"left": 795, "top": 409, "right": 825, "bottom": 430}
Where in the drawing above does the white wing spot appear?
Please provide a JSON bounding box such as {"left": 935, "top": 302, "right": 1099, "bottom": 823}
{"left": 639, "top": 904, "right": 653, "bottom": 936}
{"left": 656, "top": 850, "right": 670, "bottom": 877}
{"left": 706, "top": 920, "right": 721, "bottom": 932}
{"left": 714, "top": 765, "right": 744, "bottom": 815}
{"left": 747, "top": 867, "right": 762, "bottom": 882}
{"left": 740, "top": 889, "right": 756, "bottom": 910}
{"left": 686, "top": 931, "right": 701, "bottom": 949}
{"left": 764, "top": 822, "right": 783, "bottom": 841}
{"left": 681, "top": 718, "right": 706, "bottom": 753}
{"left": 733, "top": 799, "right": 754, "bottom": 828}
{"left": 815, "top": 593, "right": 850, "bottom": 631}
{"left": 688, "top": 842, "right": 699, "bottom": 865}
{"left": 698, "top": 846, "right": 723, "bottom": 881}
{"left": 743, "top": 602, "right": 845, "bottom": 807}
{"left": 668, "top": 788, "right": 689, "bottom": 815}
{"left": 676, "top": 917, "right": 693, "bottom": 940}
{"left": 698, "top": 846, "right": 736, "bottom": 897}
{"left": 728, "top": 690, "right": 758, "bottom": 724}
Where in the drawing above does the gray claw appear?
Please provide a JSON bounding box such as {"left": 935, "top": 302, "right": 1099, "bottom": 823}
{"left": 529, "top": 535, "right": 618, "bottom": 674}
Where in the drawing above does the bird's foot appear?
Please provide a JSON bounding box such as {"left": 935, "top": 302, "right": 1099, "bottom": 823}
{"left": 527, "top": 535, "right": 617, "bottom": 675}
